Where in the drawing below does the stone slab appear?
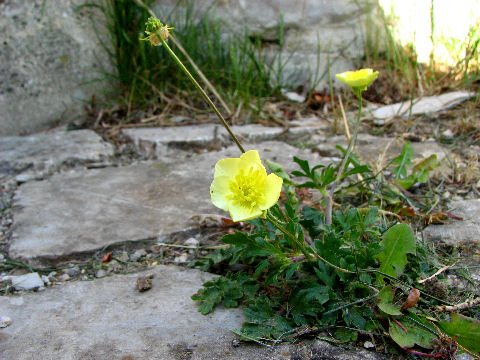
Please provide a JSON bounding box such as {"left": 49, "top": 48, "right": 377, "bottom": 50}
{"left": 9, "top": 142, "right": 327, "bottom": 262}
{"left": 423, "top": 199, "right": 480, "bottom": 248}
{"left": 0, "top": 128, "right": 114, "bottom": 183}
{"left": 122, "top": 122, "right": 327, "bottom": 158}
{"left": 0, "top": 265, "right": 386, "bottom": 360}
{"left": 371, "top": 91, "right": 475, "bottom": 119}
{"left": 313, "top": 134, "right": 448, "bottom": 165}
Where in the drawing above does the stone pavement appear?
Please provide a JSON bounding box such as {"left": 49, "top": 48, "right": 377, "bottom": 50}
{"left": 0, "top": 122, "right": 478, "bottom": 359}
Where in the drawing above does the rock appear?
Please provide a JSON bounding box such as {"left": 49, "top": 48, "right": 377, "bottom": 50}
{"left": 0, "top": 265, "right": 387, "bottom": 359}
{"left": 0, "top": 0, "right": 110, "bottom": 136}
{"left": 136, "top": 274, "right": 154, "bottom": 292}
{"left": 10, "top": 272, "right": 44, "bottom": 291}
{"left": 9, "top": 141, "right": 326, "bottom": 265}
{"left": 130, "top": 249, "right": 148, "bottom": 262}
{"left": 0, "top": 128, "right": 114, "bottom": 183}
{"left": 423, "top": 199, "right": 480, "bottom": 248}
{"left": 117, "top": 252, "right": 130, "bottom": 262}
{"left": 0, "top": 316, "right": 13, "bottom": 328}
{"left": 62, "top": 266, "right": 80, "bottom": 277}
{"left": 95, "top": 269, "right": 107, "bottom": 278}
{"left": 57, "top": 274, "right": 71, "bottom": 282}
{"left": 174, "top": 253, "right": 188, "bottom": 264}
{"left": 283, "top": 91, "right": 306, "bottom": 103}
{"left": 371, "top": 91, "right": 475, "bottom": 119}
{"left": 313, "top": 134, "right": 449, "bottom": 165}
{"left": 41, "top": 275, "right": 51, "bottom": 287}
{"left": 441, "top": 129, "right": 454, "bottom": 140}
{"left": 185, "top": 238, "right": 200, "bottom": 247}
{"left": 122, "top": 124, "right": 328, "bottom": 158}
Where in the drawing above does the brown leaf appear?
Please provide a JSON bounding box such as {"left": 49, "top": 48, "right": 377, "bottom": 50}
{"left": 102, "top": 252, "right": 112, "bottom": 263}
{"left": 402, "top": 288, "right": 420, "bottom": 310}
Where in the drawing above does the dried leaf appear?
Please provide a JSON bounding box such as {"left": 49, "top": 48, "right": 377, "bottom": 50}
{"left": 102, "top": 252, "right": 112, "bottom": 263}
{"left": 402, "top": 288, "right": 420, "bottom": 310}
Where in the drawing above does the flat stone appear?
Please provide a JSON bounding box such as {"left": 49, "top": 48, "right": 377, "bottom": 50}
{"left": 0, "top": 265, "right": 385, "bottom": 360}
{"left": 10, "top": 272, "right": 44, "bottom": 291}
{"left": 0, "top": 128, "right": 114, "bottom": 183}
{"left": 423, "top": 199, "right": 480, "bottom": 248}
{"left": 9, "top": 142, "right": 326, "bottom": 263}
{"left": 371, "top": 91, "right": 475, "bottom": 119}
{"left": 122, "top": 123, "right": 327, "bottom": 158}
{"left": 313, "top": 134, "right": 448, "bottom": 165}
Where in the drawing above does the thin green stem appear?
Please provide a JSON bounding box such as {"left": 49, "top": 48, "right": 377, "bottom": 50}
{"left": 266, "top": 212, "right": 354, "bottom": 273}
{"left": 159, "top": 35, "right": 245, "bottom": 154}
{"left": 266, "top": 212, "right": 312, "bottom": 261}
{"left": 326, "top": 88, "right": 363, "bottom": 225}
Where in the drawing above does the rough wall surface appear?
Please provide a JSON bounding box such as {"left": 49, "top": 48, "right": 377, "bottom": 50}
{"left": 1, "top": 0, "right": 367, "bottom": 136}
{"left": 0, "top": 0, "right": 109, "bottom": 136}
{"left": 154, "top": 0, "right": 369, "bottom": 87}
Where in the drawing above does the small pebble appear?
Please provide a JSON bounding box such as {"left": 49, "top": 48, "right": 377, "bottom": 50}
{"left": 0, "top": 254, "right": 5, "bottom": 262}
{"left": 117, "top": 252, "right": 130, "bottom": 262}
{"left": 95, "top": 269, "right": 107, "bottom": 278}
{"left": 174, "top": 253, "right": 188, "bottom": 264}
{"left": 11, "top": 273, "right": 45, "bottom": 291}
{"left": 57, "top": 273, "right": 70, "bottom": 282}
{"left": 364, "top": 341, "right": 375, "bottom": 349}
{"left": 184, "top": 238, "right": 199, "bottom": 247}
{"left": 0, "top": 316, "right": 13, "bottom": 328}
{"left": 41, "top": 275, "right": 51, "bottom": 286}
{"left": 62, "top": 266, "right": 80, "bottom": 277}
{"left": 130, "top": 249, "right": 147, "bottom": 262}
{"left": 136, "top": 274, "right": 154, "bottom": 292}
{"left": 373, "top": 119, "right": 385, "bottom": 126}
{"left": 442, "top": 129, "right": 454, "bottom": 139}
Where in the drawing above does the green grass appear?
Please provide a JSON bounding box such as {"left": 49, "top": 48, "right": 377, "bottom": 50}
{"left": 81, "top": 0, "right": 294, "bottom": 122}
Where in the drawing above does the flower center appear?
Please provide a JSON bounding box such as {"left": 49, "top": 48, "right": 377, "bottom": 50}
{"left": 227, "top": 167, "right": 265, "bottom": 213}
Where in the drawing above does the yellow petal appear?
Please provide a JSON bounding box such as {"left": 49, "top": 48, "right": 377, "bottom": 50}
{"left": 228, "top": 203, "right": 263, "bottom": 222}
{"left": 240, "top": 150, "right": 262, "bottom": 165}
{"left": 210, "top": 176, "right": 231, "bottom": 211}
{"left": 336, "top": 68, "right": 378, "bottom": 91}
{"left": 260, "top": 173, "right": 283, "bottom": 210}
{"left": 213, "top": 158, "right": 241, "bottom": 178}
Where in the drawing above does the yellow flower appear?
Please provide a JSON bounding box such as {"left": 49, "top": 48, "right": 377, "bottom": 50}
{"left": 142, "top": 17, "right": 174, "bottom": 46}
{"left": 210, "top": 150, "right": 283, "bottom": 222}
{"left": 336, "top": 68, "right": 379, "bottom": 91}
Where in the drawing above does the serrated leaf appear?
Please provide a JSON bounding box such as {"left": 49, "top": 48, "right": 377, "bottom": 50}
{"left": 377, "top": 286, "right": 402, "bottom": 315}
{"left": 376, "top": 223, "right": 415, "bottom": 282}
{"left": 438, "top": 313, "right": 480, "bottom": 355}
{"left": 389, "top": 318, "right": 436, "bottom": 349}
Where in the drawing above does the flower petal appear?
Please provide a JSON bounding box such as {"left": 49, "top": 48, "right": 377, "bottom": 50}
{"left": 260, "top": 173, "right": 283, "bottom": 210}
{"left": 214, "top": 158, "right": 241, "bottom": 178}
{"left": 229, "top": 203, "right": 263, "bottom": 222}
{"left": 240, "top": 150, "right": 262, "bottom": 166}
{"left": 210, "top": 176, "right": 232, "bottom": 211}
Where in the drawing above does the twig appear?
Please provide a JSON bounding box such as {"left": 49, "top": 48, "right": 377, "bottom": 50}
{"left": 436, "top": 297, "right": 480, "bottom": 312}
{"left": 338, "top": 94, "right": 350, "bottom": 140}
{"left": 418, "top": 263, "right": 456, "bottom": 284}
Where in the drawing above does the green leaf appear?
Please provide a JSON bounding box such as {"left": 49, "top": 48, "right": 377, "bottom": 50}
{"left": 439, "top": 313, "right": 480, "bottom": 355}
{"left": 377, "top": 286, "right": 402, "bottom": 315}
{"left": 389, "top": 317, "right": 436, "bottom": 349}
{"left": 376, "top": 223, "right": 415, "bottom": 282}
{"left": 335, "top": 328, "right": 358, "bottom": 343}
{"left": 392, "top": 142, "right": 413, "bottom": 178}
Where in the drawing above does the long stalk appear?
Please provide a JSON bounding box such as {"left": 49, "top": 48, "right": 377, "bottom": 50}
{"left": 158, "top": 34, "right": 245, "bottom": 154}
{"left": 326, "top": 89, "right": 363, "bottom": 225}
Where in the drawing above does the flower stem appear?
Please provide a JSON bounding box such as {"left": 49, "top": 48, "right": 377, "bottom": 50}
{"left": 266, "top": 212, "right": 353, "bottom": 273}
{"left": 158, "top": 36, "right": 245, "bottom": 154}
{"left": 326, "top": 88, "right": 363, "bottom": 225}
